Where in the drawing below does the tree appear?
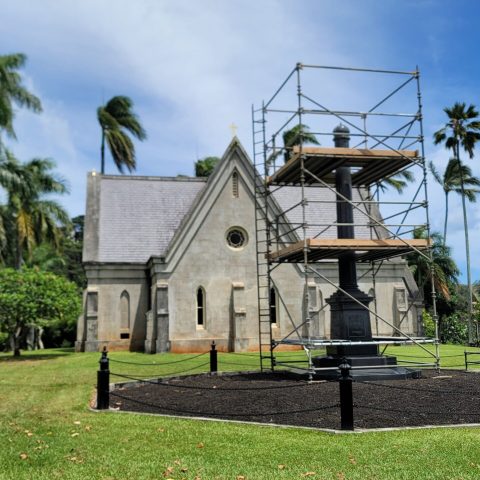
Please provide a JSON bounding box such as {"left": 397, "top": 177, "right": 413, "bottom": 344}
{"left": 0, "top": 268, "right": 81, "bottom": 356}
{"left": 407, "top": 228, "right": 459, "bottom": 307}
{"left": 377, "top": 169, "right": 415, "bottom": 194}
{"left": 97, "top": 96, "right": 147, "bottom": 174}
{"left": 25, "top": 215, "right": 86, "bottom": 290}
{"left": 282, "top": 124, "right": 319, "bottom": 163}
{"left": 429, "top": 159, "right": 480, "bottom": 244}
{"left": 2, "top": 155, "right": 70, "bottom": 268}
{"left": 433, "top": 102, "right": 480, "bottom": 343}
{"left": 0, "top": 53, "right": 42, "bottom": 144}
{"left": 194, "top": 156, "right": 220, "bottom": 177}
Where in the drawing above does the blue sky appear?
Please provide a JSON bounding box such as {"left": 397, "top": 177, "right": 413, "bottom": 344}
{"left": 2, "top": 0, "right": 480, "bottom": 282}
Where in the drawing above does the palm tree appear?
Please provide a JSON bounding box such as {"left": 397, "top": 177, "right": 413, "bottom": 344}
{"left": 377, "top": 169, "right": 415, "bottom": 194}
{"left": 4, "top": 155, "right": 70, "bottom": 269}
{"left": 97, "top": 96, "right": 147, "bottom": 174}
{"left": 282, "top": 123, "right": 319, "bottom": 163}
{"left": 429, "top": 159, "right": 480, "bottom": 245}
{"left": 0, "top": 148, "right": 26, "bottom": 260}
{"left": 0, "top": 53, "right": 42, "bottom": 144}
{"left": 434, "top": 102, "right": 480, "bottom": 344}
{"left": 407, "top": 227, "right": 459, "bottom": 304}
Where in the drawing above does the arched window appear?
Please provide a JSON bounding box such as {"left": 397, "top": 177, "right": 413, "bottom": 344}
{"left": 120, "top": 290, "right": 130, "bottom": 339}
{"left": 197, "top": 287, "right": 206, "bottom": 327}
{"left": 269, "top": 287, "right": 278, "bottom": 325}
{"left": 232, "top": 171, "right": 239, "bottom": 198}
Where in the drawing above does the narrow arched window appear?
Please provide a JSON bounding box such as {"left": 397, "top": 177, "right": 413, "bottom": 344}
{"left": 197, "top": 287, "right": 206, "bottom": 327}
{"left": 232, "top": 171, "right": 239, "bottom": 198}
{"left": 120, "top": 290, "right": 130, "bottom": 339}
{"left": 269, "top": 287, "right": 278, "bottom": 324}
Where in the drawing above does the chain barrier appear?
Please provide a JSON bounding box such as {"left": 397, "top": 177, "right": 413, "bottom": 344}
{"left": 108, "top": 351, "right": 208, "bottom": 366}
{"left": 355, "top": 403, "right": 480, "bottom": 417}
{"left": 356, "top": 379, "right": 480, "bottom": 396}
{"left": 393, "top": 353, "right": 467, "bottom": 359}
{"left": 110, "top": 390, "right": 339, "bottom": 417}
{"left": 110, "top": 361, "right": 211, "bottom": 379}
{"left": 111, "top": 372, "right": 311, "bottom": 391}
{"left": 221, "top": 352, "right": 261, "bottom": 358}
{"left": 217, "top": 360, "right": 260, "bottom": 367}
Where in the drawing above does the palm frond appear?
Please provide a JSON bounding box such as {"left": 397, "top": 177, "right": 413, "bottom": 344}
{"left": 0, "top": 53, "right": 42, "bottom": 139}
{"left": 97, "top": 95, "right": 146, "bottom": 173}
{"left": 378, "top": 169, "right": 414, "bottom": 194}
{"left": 106, "top": 129, "right": 135, "bottom": 173}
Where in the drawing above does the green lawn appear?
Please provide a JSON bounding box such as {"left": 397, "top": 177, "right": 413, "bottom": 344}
{"left": 1, "top": 345, "right": 480, "bottom": 480}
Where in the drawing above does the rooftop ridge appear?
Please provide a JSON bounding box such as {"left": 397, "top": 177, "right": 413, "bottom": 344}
{"left": 89, "top": 172, "right": 207, "bottom": 183}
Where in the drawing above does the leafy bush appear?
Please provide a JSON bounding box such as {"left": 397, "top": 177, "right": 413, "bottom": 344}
{"left": 0, "top": 267, "right": 81, "bottom": 355}
{"left": 422, "top": 310, "right": 435, "bottom": 337}
{"left": 0, "top": 331, "right": 9, "bottom": 351}
{"left": 440, "top": 313, "right": 468, "bottom": 344}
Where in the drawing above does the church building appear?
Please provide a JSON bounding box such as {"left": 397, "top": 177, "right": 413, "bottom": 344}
{"left": 76, "top": 138, "right": 423, "bottom": 353}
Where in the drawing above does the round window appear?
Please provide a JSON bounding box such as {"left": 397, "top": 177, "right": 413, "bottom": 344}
{"left": 226, "top": 228, "right": 248, "bottom": 249}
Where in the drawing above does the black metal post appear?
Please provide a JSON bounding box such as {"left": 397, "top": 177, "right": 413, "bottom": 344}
{"left": 339, "top": 358, "right": 354, "bottom": 431}
{"left": 96, "top": 346, "right": 110, "bottom": 410}
{"left": 210, "top": 341, "right": 218, "bottom": 373}
{"left": 465, "top": 350, "right": 468, "bottom": 371}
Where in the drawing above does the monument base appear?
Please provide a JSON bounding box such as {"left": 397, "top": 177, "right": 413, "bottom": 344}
{"left": 326, "top": 344, "right": 379, "bottom": 357}
{"left": 312, "top": 352, "right": 421, "bottom": 380}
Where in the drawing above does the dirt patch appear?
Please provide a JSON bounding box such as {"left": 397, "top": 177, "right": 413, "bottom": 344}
{"left": 109, "top": 370, "right": 480, "bottom": 430}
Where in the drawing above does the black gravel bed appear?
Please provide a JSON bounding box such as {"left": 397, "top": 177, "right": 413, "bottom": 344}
{"left": 109, "top": 370, "right": 480, "bottom": 430}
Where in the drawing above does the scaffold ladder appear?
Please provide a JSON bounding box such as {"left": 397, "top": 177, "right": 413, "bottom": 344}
{"left": 252, "top": 104, "right": 274, "bottom": 371}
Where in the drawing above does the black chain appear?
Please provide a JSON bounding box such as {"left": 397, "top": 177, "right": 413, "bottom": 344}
{"left": 111, "top": 372, "right": 312, "bottom": 391}
{"left": 110, "top": 390, "right": 339, "bottom": 417}
{"left": 109, "top": 351, "right": 208, "bottom": 366}
{"left": 356, "top": 379, "right": 480, "bottom": 396}
{"left": 110, "top": 361, "right": 210, "bottom": 378}
{"left": 217, "top": 360, "right": 260, "bottom": 367}
{"left": 355, "top": 403, "right": 480, "bottom": 417}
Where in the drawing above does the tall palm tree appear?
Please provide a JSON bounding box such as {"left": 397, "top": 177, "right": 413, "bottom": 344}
{"left": 97, "top": 96, "right": 147, "bottom": 174}
{"left": 407, "top": 227, "right": 459, "bottom": 304}
{"left": 429, "top": 159, "right": 480, "bottom": 245}
{"left": 434, "top": 102, "right": 480, "bottom": 344}
{"left": 0, "top": 53, "right": 42, "bottom": 144}
{"left": 282, "top": 123, "right": 319, "bottom": 163}
{"left": 4, "top": 155, "right": 70, "bottom": 268}
{"left": 0, "top": 148, "right": 26, "bottom": 260}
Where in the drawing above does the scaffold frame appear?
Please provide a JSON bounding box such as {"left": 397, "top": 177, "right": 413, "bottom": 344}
{"left": 251, "top": 63, "right": 440, "bottom": 376}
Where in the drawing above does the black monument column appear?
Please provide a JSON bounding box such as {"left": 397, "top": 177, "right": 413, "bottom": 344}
{"left": 324, "top": 124, "right": 377, "bottom": 358}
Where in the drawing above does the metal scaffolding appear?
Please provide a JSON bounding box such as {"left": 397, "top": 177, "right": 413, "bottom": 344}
{"left": 251, "top": 63, "right": 439, "bottom": 376}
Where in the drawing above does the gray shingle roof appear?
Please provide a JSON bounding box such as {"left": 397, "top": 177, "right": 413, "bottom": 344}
{"left": 91, "top": 174, "right": 382, "bottom": 264}
{"left": 272, "top": 186, "right": 380, "bottom": 240}
{"left": 97, "top": 176, "right": 206, "bottom": 263}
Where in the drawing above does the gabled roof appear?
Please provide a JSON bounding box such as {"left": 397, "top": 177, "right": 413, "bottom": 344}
{"left": 160, "top": 137, "right": 256, "bottom": 268}
{"left": 86, "top": 175, "right": 206, "bottom": 263}
{"left": 84, "top": 138, "right": 382, "bottom": 265}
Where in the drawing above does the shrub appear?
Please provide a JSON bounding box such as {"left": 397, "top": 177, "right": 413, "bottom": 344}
{"left": 440, "top": 313, "right": 468, "bottom": 344}
{"left": 422, "top": 310, "right": 435, "bottom": 337}
{"left": 0, "top": 267, "right": 81, "bottom": 355}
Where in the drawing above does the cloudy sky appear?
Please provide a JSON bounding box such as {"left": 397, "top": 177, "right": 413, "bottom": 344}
{"left": 2, "top": 0, "right": 480, "bottom": 281}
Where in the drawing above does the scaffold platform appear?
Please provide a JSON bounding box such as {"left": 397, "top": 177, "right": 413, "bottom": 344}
{"left": 267, "top": 146, "right": 419, "bottom": 186}
{"left": 268, "top": 238, "right": 430, "bottom": 263}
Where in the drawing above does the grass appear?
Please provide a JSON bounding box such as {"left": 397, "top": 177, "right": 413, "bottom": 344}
{"left": 1, "top": 345, "right": 480, "bottom": 479}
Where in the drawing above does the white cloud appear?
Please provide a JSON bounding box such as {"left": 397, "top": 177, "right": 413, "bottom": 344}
{"left": 2, "top": 0, "right": 480, "bottom": 279}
